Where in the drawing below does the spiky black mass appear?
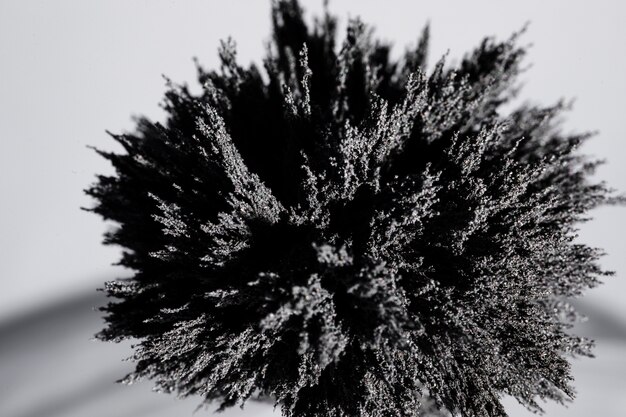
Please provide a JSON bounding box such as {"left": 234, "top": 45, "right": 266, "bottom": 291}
{"left": 87, "top": 1, "right": 620, "bottom": 416}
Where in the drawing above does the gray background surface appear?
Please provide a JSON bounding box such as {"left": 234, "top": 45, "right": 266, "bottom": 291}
{"left": 0, "top": 1, "right": 624, "bottom": 416}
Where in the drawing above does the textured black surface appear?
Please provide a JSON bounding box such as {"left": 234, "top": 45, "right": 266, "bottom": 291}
{"left": 87, "top": 1, "right": 620, "bottom": 416}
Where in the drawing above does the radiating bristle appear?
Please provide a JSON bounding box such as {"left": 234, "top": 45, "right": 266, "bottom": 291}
{"left": 86, "top": 1, "right": 619, "bottom": 416}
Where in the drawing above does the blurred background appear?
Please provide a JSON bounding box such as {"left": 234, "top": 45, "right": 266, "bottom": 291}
{"left": 0, "top": 1, "right": 624, "bottom": 416}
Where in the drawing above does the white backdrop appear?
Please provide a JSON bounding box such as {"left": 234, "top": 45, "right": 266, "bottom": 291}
{"left": 0, "top": 1, "right": 624, "bottom": 416}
